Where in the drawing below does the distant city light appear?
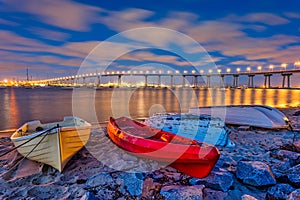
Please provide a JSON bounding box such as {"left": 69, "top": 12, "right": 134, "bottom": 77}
{"left": 4, "top": 79, "right": 8, "bottom": 83}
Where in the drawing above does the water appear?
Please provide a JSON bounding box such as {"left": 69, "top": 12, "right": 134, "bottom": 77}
{"left": 0, "top": 87, "right": 300, "bottom": 130}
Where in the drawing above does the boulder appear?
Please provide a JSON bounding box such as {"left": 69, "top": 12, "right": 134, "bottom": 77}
{"left": 287, "top": 164, "right": 300, "bottom": 188}
{"left": 203, "top": 188, "right": 228, "bottom": 200}
{"left": 118, "top": 173, "right": 144, "bottom": 196}
{"left": 270, "top": 150, "right": 300, "bottom": 165}
{"left": 85, "top": 174, "right": 114, "bottom": 188}
{"left": 270, "top": 161, "right": 291, "bottom": 182}
{"left": 236, "top": 161, "right": 276, "bottom": 186}
{"left": 241, "top": 194, "right": 258, "bottom": 200}
{"left": 287, "top": 189, "right": 300, "bottom": 200}
{"left": 189, "top": 171, "right": 234, "bottom": 192}
{"left": 293, "top": 138, "right": 300, "bottom": 153}
{"left": 160, "top": 185, "right": 205, "bottom": 200}
{"left": 266, "top": 184, "right": 295, "bottom": 200}
{"left": 293, "top": 110, "right": 300, "bottom": 116}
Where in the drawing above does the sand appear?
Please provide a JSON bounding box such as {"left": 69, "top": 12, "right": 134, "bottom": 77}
{"left": 0, "top": 108, "right": 299, "bottom": 199}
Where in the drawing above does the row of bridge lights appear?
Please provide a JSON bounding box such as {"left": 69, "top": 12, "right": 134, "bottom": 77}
{"left": 39, "top": 62, "right": 300, "bottom": 82}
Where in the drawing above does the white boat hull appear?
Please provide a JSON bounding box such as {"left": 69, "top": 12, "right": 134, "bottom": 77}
{"left": 11, "top": 116, "right": 91, "bottom": 172}
{"left": 189, "top": 105, "right": 289, "bottom": 129}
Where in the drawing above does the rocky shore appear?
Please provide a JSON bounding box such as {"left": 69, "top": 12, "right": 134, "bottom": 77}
{"left": 1, "top": 108, "right": 300, "bottom": 199}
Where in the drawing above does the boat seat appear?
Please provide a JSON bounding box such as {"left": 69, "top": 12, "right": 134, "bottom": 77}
{"left": 27, "top": 120, "right": 42, "bottom": 133}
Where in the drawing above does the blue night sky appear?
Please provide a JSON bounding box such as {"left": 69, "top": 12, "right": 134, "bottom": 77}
{"left": 1, "top": 0, "right": 300, "bottom": 81}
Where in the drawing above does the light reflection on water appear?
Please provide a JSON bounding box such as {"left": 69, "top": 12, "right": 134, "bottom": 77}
{"left": 0, "top": 87, "right": 299, "bottom": 130}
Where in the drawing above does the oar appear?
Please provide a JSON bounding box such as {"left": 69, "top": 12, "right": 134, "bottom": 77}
{"left": 0, "top": 124, "right": 60, "bottom": 158}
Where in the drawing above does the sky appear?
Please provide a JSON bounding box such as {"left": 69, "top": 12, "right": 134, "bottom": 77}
{"left": 1, "top": 0, "right": 300, "bottom": 83}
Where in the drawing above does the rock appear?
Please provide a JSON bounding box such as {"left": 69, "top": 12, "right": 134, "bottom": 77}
{"left": 189, "top": 171, "right": 234, "bottom": 192}
{"left": 203, "top": 188, "right": 228, "bottom": 200}
{"left": 266, "top": 184, "right": 295, "bottom": 200}
{"left": 270, "top": 161, "right": 291, "bottom": 182}
{"left": 118, "top": 173, "right": 144, "bottom": 196}
{"left": 86, "top": 174, "right": 114, "bottom": 188}
{"left": 287, "top": 189, "right": 300, "bottom": 200}
{"left": 236, "top": 161, "right": 276, "bottom": 186}
{"left": 160, "top": 185, "right": 205, "bottom": 200}
{"left": 293, "top": 138, "right": 300, "bottom": 153}
{"left": 241, "top": 194, "right": 258, "bottom": 200}
{"left": 27, "top": 185, "right": 69, "bottom": 199}
{"left": 287, "top": 164, "right": 300, "bottom": 188}
{"left": 270, "top": 150, "right": 300, "bottom": 165}
{"left": 142, "top": 177, "right": 160, "bottom": 197}
{"left": 293, "top": 110, "right": 300, "bottom": 116}
{"left": 80, "top": 191, "right": 100, "bottom": 200}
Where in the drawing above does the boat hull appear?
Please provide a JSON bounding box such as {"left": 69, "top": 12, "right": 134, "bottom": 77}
{"left": 107, "top": 117, "right": 220, "bottom": 178}
{"left": 11, "top": 117, "right": 91, "bottom": 172}
{"left": 189, "top": 105, "right": 289, "bottom": 129}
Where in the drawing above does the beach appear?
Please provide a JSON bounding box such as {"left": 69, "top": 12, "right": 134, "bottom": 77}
{"left": 1, "top": 108, "right": 300, "bottom": 199}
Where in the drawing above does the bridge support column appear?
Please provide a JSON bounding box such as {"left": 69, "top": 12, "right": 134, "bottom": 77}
{"left": 206, "top": 75, "right": 211, "bottom": 88}
{"left": 182, "top": 75, "right": 186, "bottom": 88}
{"left": 97, "top": 76, "right": 101, "bottom": 87}
{"left": 248, "top": 74, "right": 255, "bottom": 88}
{"left": 118, "top": 75, "right": 121, "bottom": 87}
{"left": 193, "top": 75, "right": 198, "bottom": 88}
{"left": 233, "top": 75, "right": 239, "bottom": 88}
{"left": 170, "top": 75, "right": 174, "bottom": 88}
{"left": 281, "top": 73, "right": 292, "bottom": 88}
{"left": 83, "top": 77, "right": 86, "bottom": 86}
{"left": 263, "top": 74, "right": 272, "bottom": 88}
{"left": 220, "top": 75, "right": 225, "bottom": 87}
{"left": 158, "top": 75, "right": 161, "bottom": 87}
{"left": 144, "top": 75, "right": 148, "bottom": 87}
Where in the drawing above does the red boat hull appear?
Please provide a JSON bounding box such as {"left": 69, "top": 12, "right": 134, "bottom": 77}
{"left": 107, "top": 117, "right": 220, "bottom": 178}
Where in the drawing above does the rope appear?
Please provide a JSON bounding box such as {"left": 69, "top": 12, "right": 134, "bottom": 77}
{"left": 0, "top": 125, "right": 59, "bottom": 158}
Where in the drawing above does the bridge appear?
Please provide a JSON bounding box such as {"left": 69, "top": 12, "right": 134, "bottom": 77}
{"left": 32, "top": 68, "right": 300, "bottom": 89}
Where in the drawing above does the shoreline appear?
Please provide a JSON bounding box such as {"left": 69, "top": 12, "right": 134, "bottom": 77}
{"left": 0, "top": 108, "right": 300, "bottom": 199}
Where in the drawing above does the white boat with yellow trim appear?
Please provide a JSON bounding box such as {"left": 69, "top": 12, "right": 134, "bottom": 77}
{"left": 10, "top": 116, "right": 91, "bottom": 172}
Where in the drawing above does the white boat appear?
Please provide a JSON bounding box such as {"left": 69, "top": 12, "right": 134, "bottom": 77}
{"left": 144, "top": 113, "right": 234, "bottom": 147}
{"left": 10, "top": 116, "right": 91, "bottom": 172}
{"left": 189, "top": 105, "right": 290, "bottom": 129}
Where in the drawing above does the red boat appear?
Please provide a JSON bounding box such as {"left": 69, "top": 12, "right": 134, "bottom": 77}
{"left": 107, "top": 117, "right": 220, "bottom": 178}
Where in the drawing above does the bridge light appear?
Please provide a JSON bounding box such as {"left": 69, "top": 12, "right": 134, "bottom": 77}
{"left": 217, "top": 69, "right": 221, "bottom": 73}
{"left": 183, "top": 70, "right": 188, "bottom": 74}
{"left": 167, "top": 70, "right": 171, "bottom": 74}
{"left": 153, "top": 70, "right": 156, "bottom": 74}
{"left": 257, "top": 66, "right": 262, "bottom": 72}
{"left": 200, "top": 70, "right": 204, "bottom": 74}
{"left": 175, "top": 70, "right": 179, "bottom": 74}
{"left": 269, "top": 65, "right": 274, "bottom": 71}
{"left": 236, "top": 68, "right": 240, "bottom": 72}
{"left": 226, "top": 68, "right": 231, "bottom": 73}
{"left": 281, "top": 63, "right": 287, "bottom": 71}
{"left": 208, "top": 69, "right": 213, "bottom": 73}
{"left": 247, "top": 67, "right": 251, "bottom": 72}
{"left": 191, "top": 70, "right": 196, "bottom": 74}
{"left": 159, "top": 70, "right": 163, "bottom": 74}
{"left": 146, "top": 70, "right": 149, "bottom": 74}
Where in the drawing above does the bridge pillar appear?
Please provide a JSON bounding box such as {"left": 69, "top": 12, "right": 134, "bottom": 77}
{"left": 182, "top": 75, "right": 186, "bottom": 88}
{"left": 144, "top": 75, "right": 148, "bottom": 87}
{"left": 219, "top": 75, "right": 225, "bottom": 87}
{"left": 281, "top": 73, "right": 292, "bottom": 88}
{"left": 118, "top": 75, "right": 121, "bottom": 87}
{"left": 97, "top": 76, "right": 101, "bottom": 87}
{"left": 248, "top": 74, "right": 255, "bottom": 88}
{"left": 158, "top": 75, "right": 161, "bottom": 87}
{"left": 170, "top": 75, "right": 174, "bottom": 88}
{"left": 206, "top": 75, "right": 211, "bottom": 88}
{"left": 263, "top": 74, "right": 272, "bottom": 88}
{"left": 83, "top": 77, "right": 86, "bottom": 86}
{"left": 233, "top": 75, "right": 239, "bottom": 88}
{"left": 193, "top": 75, "right": 198, "bottom": 88}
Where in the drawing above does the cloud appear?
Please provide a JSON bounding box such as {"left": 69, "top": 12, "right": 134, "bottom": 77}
{"left": 28, "top": 27, "right": 70, "bottom": 41}
{"left": 225, "top": 13, "right": 290, "bottom": 25}
{"left": 1, "top": 0, "right": 101, "bottom": 31}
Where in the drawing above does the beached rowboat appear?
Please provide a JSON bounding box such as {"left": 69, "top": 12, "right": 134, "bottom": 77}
{"left": 11, "top": 116, "right": 91, "bottom": 172}
{"left": 107, "top": 117, "right": 220, "bottom": 178}
{"left": 189, "top": 105, "right": 290, "bottom": 129}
